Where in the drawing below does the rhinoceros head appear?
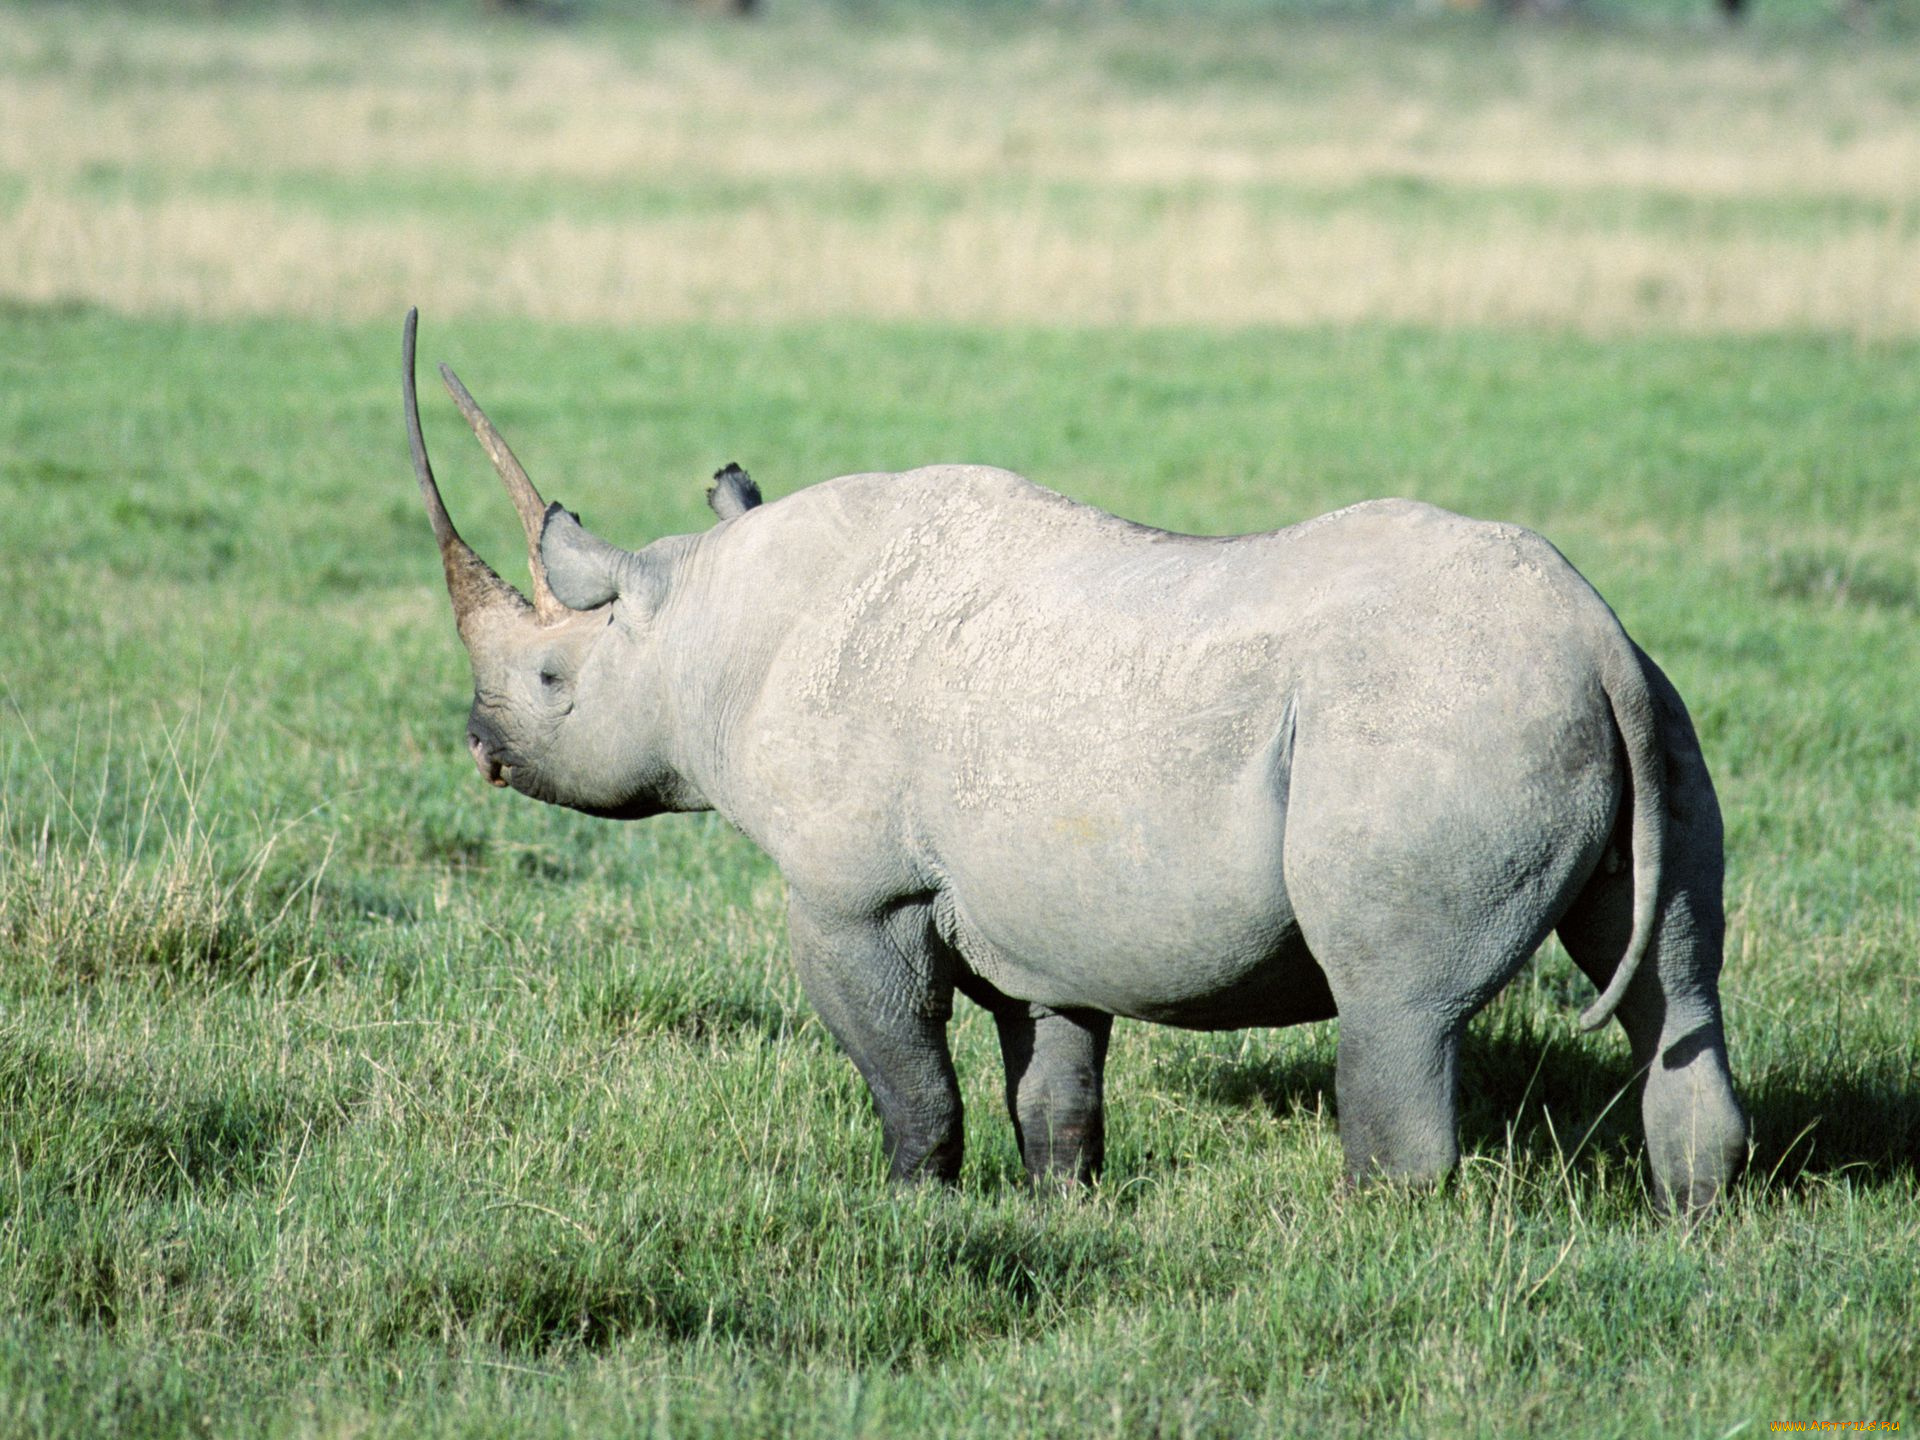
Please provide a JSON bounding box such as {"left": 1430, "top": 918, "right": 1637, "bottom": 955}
{"left": 402, "top": 310, "right": 700, "bottom": 819}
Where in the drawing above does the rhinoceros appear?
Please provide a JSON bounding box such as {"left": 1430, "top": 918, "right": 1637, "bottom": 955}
{"left": 400, "top": 311, "right": 1747, "bottom": 1214}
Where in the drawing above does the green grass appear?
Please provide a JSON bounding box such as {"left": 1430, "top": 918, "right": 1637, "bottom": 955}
{"left": 1, "top": 306, "right": 1915, "bottom": 1437}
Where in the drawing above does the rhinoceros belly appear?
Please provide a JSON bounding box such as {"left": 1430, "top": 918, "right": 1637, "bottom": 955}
{"left": 929, "top": 774, "right": 1335, "bottom": 1030}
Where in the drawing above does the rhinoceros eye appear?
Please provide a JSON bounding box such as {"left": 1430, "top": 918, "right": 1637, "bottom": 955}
{"left": 538, "top": 668, "right": 560, "bottom": 689}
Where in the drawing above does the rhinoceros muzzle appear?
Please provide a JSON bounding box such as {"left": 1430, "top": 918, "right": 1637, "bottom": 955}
{"left": 468, "top": 729, "right": 510, "bottom": 788}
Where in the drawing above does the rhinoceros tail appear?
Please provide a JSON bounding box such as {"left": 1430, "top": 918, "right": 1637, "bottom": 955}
{"left": 1578, "top": 624, "right": 1668, "bottom": 1033}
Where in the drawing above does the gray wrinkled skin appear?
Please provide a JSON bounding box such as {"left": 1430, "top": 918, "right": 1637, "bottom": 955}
{"left": 407, "top": 332, "right": 1747, "bottom": 1216}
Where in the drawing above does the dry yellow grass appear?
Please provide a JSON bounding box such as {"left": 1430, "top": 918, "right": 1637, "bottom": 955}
{"left": 2, "top": 7, "right": 1918, "bottom": 333}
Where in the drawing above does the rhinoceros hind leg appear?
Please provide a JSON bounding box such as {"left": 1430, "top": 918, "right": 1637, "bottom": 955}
{"left": 1560, "top": 877, "right": 1747, "bottom": 1215}
{"left": 994, "top": 1004, "right": 1112, "bottom": 1188}
{"left": 1557, "top": 653, "right": 1747, "bottom": 1216}
{"left": 788, "top": 898, "right": 964, "bottom": 1184}
{"left": 1332, "top": 1005, "right": 1465, "bottom": 1188}
{"left": 1559, "top": 845, "right": 1747, "bottom": 1216}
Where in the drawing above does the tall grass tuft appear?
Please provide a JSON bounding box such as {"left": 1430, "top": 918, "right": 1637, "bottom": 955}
{"left": 0, "top": 702, "right": 331, "bottom": 988}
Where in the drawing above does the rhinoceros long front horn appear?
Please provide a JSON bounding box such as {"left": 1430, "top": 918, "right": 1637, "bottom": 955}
{"left": 403, "top": 309, "right": 570, "bottom": 632}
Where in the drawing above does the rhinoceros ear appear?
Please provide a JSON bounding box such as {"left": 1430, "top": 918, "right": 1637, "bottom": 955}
{"left": 706, "top": 463, "right": 762, "bottom": 522}
{"left": 540, "top": 503, "right": 641, "bottom": 612}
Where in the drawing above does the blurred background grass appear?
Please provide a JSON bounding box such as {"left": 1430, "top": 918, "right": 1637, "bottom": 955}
{"left": 5, "top": 2, "right": 1920, "bottom": 330}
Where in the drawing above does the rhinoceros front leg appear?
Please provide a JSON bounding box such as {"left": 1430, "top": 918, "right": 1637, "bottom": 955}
{"left": 994, "top": 1004, "right": 1112, "bottom": 1189}
{"left": 787, "top": 897, "right": 964, "bottom": 1183}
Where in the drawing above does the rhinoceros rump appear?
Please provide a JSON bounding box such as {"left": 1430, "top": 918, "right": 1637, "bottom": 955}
{"left": 402, "top": 312, "right": 1747, "bottom": 1214}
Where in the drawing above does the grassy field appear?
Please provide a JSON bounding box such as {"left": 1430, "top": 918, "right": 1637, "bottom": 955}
{"left": 7, "top": 3, "right": 1920, "bottom": 331}
{"left": 2, "top": 4, "right": 1918, "bottom": 1437}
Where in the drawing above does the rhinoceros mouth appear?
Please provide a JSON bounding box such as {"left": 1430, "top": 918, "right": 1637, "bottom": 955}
{"left": 468, "top": 731, "right": 510, "bottom": 788}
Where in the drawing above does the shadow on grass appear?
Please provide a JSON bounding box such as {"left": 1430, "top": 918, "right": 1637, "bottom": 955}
{"left": 1157, "top": 1041, "right": 1337, "bottom": 1123}
{"left": 376, "top": 1210, "right": 1131, "bottom": 1364}
{"left": 3, "top": 1033, "right": 361, "bottom": 1328}
{"left": 1158, "top": 1016, "right": 1919, "bottom": 1194}
{"left": 306, "top": 875, "right": 423, "bottom": 925}
{"left": 1742, "top": 1059, "right": 1920, "bottom": 1189}
{"left": 1, "top": 1033, "right": 356, "bottom": 1211}
{"left": 82, "top": 1089, "right": 335, "bottom": 1201}
{"left": 587, "top": 971, "right": 795, "bottom": 1044}
{"left": 376, "top": 1251, "right": 751, "bottom": 1355}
